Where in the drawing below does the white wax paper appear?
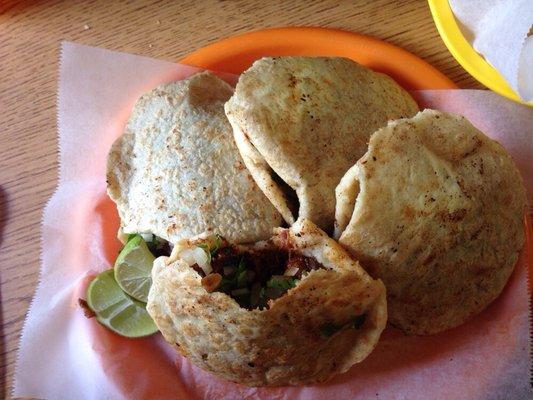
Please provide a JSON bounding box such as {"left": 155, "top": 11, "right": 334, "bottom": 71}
{"left": 13, "top": 42, "right": 532, "bottom": 400}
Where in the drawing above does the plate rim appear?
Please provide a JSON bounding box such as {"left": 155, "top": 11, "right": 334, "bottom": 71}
{"left": 181, "top": 26, "right": 457, "bottom": 90}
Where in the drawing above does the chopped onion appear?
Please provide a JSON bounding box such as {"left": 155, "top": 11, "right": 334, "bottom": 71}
{"left": 284, "top": 266, "right": 299, "bottom": 277}
{"left": 139, "top": 233, "right": 154, "bottom": 242}
{"left": 180, "top": 247, "right": 212, "bottom": 275}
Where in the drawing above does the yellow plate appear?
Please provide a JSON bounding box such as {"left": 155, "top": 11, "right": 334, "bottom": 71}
{"left": 428, "top": 0, "right": 532, "bottom": 106}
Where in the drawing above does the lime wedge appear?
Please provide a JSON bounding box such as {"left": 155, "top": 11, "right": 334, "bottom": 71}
{"left": 114, "top": 235, "right": 155, "bottom": 302}
{"left": 86, "top": 269, "right": 158, "bottom": 338}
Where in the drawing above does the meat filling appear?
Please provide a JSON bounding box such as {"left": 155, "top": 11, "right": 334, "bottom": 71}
{"left": 194, "top": 237, "right": 325, "bottom": 310}
{"left": 149, "top": 237, "right": 172, "bottom": 258}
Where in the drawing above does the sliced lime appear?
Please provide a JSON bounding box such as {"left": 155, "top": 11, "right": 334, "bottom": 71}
{"left": 114, "top": 235, "right": 155, "bottom": 302}
{"left": 86, "top": 269, "right": 158, "bottom": 338}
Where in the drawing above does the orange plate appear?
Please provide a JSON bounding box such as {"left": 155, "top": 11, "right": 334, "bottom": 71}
{"left": 182, "top": 27, "right": 531, "bottom": 284}
{"left": 181, "top": 27, "right": 456, "bottom": 90}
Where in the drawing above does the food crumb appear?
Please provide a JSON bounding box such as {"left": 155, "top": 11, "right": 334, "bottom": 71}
{"left": 83, "top": 24, "right": 90, "bottom": 30}
{"left": 78, "top": 298, "right": 95, "bottom": 318}
{"left": 149, "top": 44, "right": 153, "bottom": 49}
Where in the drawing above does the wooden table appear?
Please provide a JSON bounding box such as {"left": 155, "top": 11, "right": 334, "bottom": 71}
{"left": 0, "top": 0, "right": 482, "bottom": 397}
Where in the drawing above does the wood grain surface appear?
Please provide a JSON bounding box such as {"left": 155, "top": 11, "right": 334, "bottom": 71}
{"left": 0, "top": 0, "right": 482, "bottom": 397}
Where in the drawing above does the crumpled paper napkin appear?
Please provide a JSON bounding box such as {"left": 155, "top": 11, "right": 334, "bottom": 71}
{"left": 449, "top": 0, "right": 533, "bottom": 101}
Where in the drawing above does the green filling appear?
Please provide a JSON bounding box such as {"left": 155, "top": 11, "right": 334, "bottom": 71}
{"left": 218, "top": 257, "right": 298, "bottom": 309}
{"left": 120, "top": 234, "right": 170, "bottom": 258}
